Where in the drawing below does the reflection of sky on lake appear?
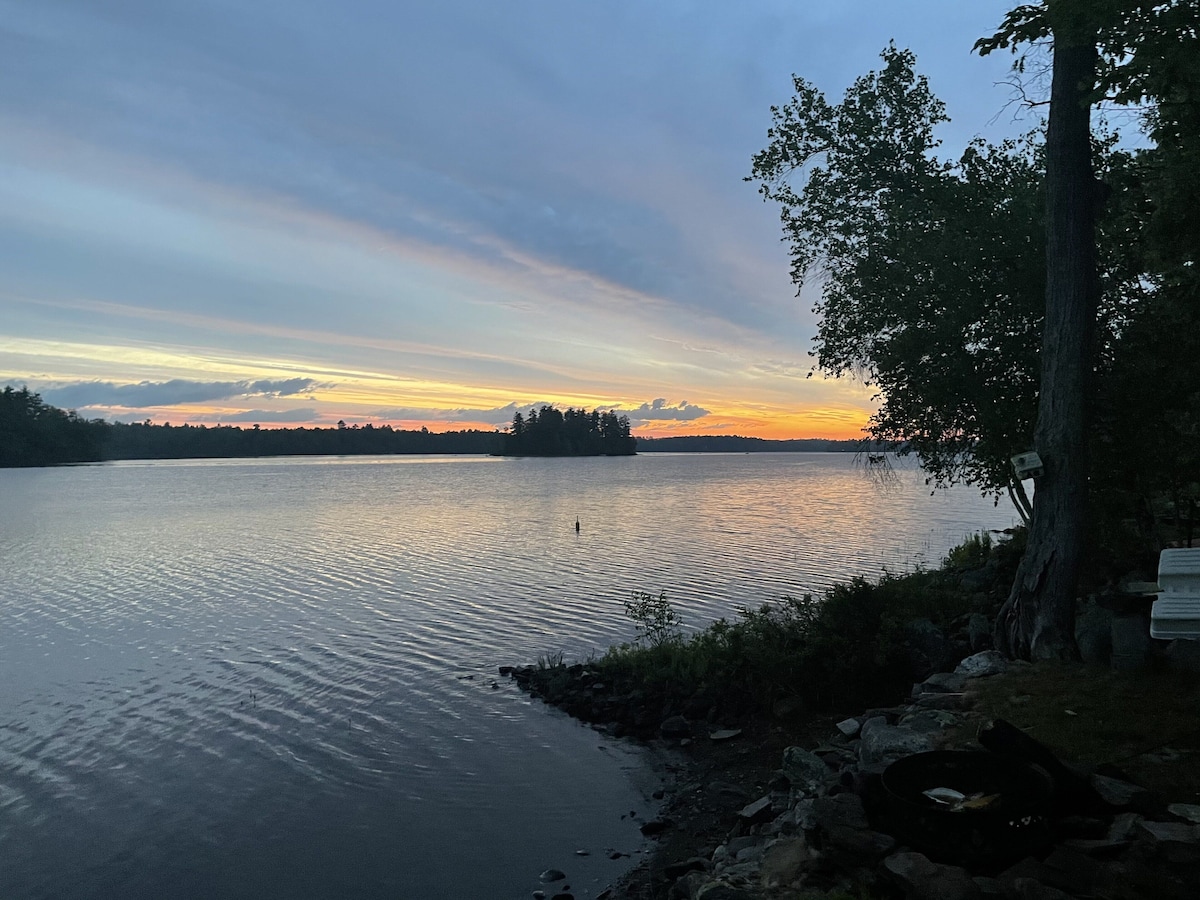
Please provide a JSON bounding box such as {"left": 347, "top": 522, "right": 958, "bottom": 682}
{"left": 0, "top": 453, "right": 1018, "bottom": 897}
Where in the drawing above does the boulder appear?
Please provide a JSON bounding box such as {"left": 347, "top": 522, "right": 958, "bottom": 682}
{"left": 781, "top": 746, "right": 829, "bottom": 795}
{"left": 954, "top": 650, "right": 1008, "bottom": 678}
{"left": 858, "top": 722, "right": 933, "bottom": 769}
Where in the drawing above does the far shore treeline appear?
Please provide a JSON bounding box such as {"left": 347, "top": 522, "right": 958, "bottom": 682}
{"left": 1, "top": 387, "right": 871, "bottom": 467}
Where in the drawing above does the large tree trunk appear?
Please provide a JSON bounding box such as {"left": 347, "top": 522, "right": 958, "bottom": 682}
{"left": 995, "top": 30, "right": 1099, "bottom": 660}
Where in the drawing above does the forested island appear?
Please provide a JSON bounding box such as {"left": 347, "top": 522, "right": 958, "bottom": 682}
{"left": 501, "top": 405, "right": 635, "bottom": 456}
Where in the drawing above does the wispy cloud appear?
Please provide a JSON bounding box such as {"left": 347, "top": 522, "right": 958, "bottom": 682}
{"left": 39, "top": 378, "right": 321, "bottom": 409}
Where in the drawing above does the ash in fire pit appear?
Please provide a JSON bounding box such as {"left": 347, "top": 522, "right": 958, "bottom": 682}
{"left": 881, "top": 750, "right": 1054, "bottom": 866}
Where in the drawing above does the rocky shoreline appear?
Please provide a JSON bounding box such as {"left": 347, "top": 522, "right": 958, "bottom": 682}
{"left": 505, "top": 651, "right": 1200, "bottom": 900}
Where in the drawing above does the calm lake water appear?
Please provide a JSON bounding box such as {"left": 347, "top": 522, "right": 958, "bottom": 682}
{"left": 0, "top": 453, "right": 1017, "bottom": 899}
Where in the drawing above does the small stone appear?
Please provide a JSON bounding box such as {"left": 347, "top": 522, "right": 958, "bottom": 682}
{"left": 738, "top": 796, "right": 774, "bottom": 824}
{"left": 1135, "top": 820, "right": 1200, "bottom": 845}
{"left": 1091, "top": 773, "right": 1153, "bottom": 809}
{"left": 539, "top": 869, "right": 567, "bottom": 883}
{"left": 758, "top": 836, "right": 809, "bottom": 887}
{"left": 1108, "top": 812, "right": 1142, "bottom": 842}
{"left": 1168, "top": 802, "right": 1200, "bottom": 824}
{"left": 954, "top": 650, "right": 1009, "bottom": 678}
{"left": 709, "top": 728, "right": 742, "bottom": 741}
{"left": 574, "top": 849, "right": 589, "bottom": 856}
{"left": 835, "top": 716, "right": 862, "bottom": 737}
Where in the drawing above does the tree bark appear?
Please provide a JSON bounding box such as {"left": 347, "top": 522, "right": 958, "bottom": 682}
{"left": 995, "top": 29, "right": 1099, "bottom": 660}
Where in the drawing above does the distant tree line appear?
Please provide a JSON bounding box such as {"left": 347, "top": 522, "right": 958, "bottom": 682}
{"left": 504, "top": 405, "right": 635, "bottom": 456}
{"left": 0, "top": 388, "right": 502, "bottom": 467}
{"left": 635, "top": 435, "right": 876, "bottom": 453}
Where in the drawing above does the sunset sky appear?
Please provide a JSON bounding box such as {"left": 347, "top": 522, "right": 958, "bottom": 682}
{"left": 1, "top": 1, "right": 1033, "bottom": 438}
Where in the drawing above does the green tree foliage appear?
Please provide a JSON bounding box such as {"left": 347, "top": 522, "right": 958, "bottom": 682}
{"left": 501, "top": 404, "right": 635, "bottom": 456}
{"left": 748, "top": 46, "right": 1051, "bottom": 511}
{"left": 0, "top": 386, "right": 106, "bottom": 466}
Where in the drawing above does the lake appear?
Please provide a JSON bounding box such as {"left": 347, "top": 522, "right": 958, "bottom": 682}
{"left": 0, "top": 453, "right": 1018, "bottom": 899}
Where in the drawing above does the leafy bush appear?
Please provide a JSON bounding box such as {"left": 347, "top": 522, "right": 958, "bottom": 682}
{"left": 623, "top": 590, "right": 683, "bottom": 648}
{"left": 588, "top": 533, "right": 1022, "bottom": 718}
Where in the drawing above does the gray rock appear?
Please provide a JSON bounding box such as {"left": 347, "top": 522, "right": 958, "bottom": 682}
{"left": 720, "top": 835, "right": 758, "bottom": 854}
{"left": 922, "top": 671, "right": 969, "bottom": 693}
{"left": 1168, "top": 803, "right": 1200, "bottom": 824}
{"left": 780, "top": 746, "right": 829, "bottom": 794}
{"left": 858, "top": 723, "right": 934, "bottom": 769}
{"left": 1135, "top": 820, "right": 1200, "bottom": 845}
{"left": 709, "top": 728, "right": 742, "bottom": 741}
{"left": 738, "top": 795, "right": 774, "bottom": 824}
{"left": 734, "top": 843, "right": 763, "bottom": 863}
{"left": 539, "top": 868, "right": 567, "bottom": 883}
{"left": 758, "top": 836, "right": 809, "bottom": 888}
{"left": 811, "top": 792, "right": 869, "bottom": 830}
{"left": 1107, "top": 812, "right": 1143, "bottom": 842}
{"left": 1090, "top": 773, "right": 1153, "bottom": 809}
{"left": 836, "top": 716, "right": 862, "bottom": 737}
{"left": 899, "top": 708, "right": 962, "bottom": 734}
{"left": 883, "top": 851, "right": 981, "bottom": 900}
{"left": 789, "top": 798, "right": 817, "bottom": 831}
{"left": 954, "top": 650, "right": 1009, "bottom": 678}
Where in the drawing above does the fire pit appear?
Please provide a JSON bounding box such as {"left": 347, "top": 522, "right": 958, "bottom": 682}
{"left": 881, "top": 750, "right": 1054, "bottom": 866}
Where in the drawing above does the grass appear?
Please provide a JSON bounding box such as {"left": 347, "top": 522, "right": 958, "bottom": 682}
{"left": 958, "top": 660, "right": 1200, "bottom": 803}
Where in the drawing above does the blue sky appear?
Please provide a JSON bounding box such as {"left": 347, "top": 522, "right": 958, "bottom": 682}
{"left": 1, "top": 0, "right": 1036, "bottom": 437}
